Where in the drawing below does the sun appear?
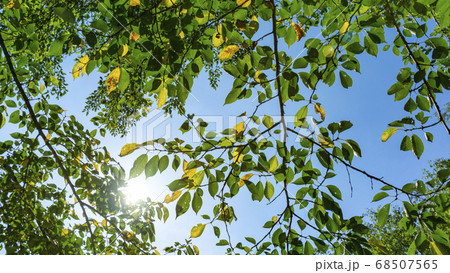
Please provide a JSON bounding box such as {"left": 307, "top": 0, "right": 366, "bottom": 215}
{"left": 122, "top": 179, "right": 152, "bottom": 204}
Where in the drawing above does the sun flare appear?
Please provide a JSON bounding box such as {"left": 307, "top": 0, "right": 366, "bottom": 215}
{"left": 122, "top": 180, "right": 152, "bottom": 204}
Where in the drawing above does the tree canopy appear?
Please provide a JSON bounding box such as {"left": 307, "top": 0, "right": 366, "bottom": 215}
{"left": 0, "top": 0, "right": 449, "bottom": 255}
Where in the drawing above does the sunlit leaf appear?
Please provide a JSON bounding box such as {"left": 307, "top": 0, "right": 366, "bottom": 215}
{"left": 118, "top": 44, "right": 129, "bottom": 56}
{"left": 161, "top": 0, "right": 176, "bottom": 7}
{"left": 105, "top": 67, "right": 121, "bottom": 95}
{"left": 119, "top": 143, "right": 140, "bottom": 157}
{"left": 157, "top": 87, "right": 168, "bottom": 109}
{"left": 130, "top": 0, "right": 140, "bottom": 6}
{"left": 340, "top": 21, "right": 349, "bottom": 34}
{"left": 190, "top": 223, "right": 206, "bottom": 238}
{"left": 129, "top": 30, "right": 140, "bottom": 41}
{"left": 268, "top": 155, "right": 278, "bottom": 172}
{"left": 218, "top": 45, "right": 240, "bottom": 61}
{"left": 381, "top": 127, "right": 397, "bottom": 142}
{"left": 212, "top": 25, "right": 224, "bottom": 47}
{"left": 239, "top": 173, "right": 253, "bottom": 187}
{"left": 237, "top": 0, "right": 251, "bottom": 7}
{"left": 314, "top": 104, "right": 325, "bottom": 121}
{"left": 233, "top": 147, "right": 244, "bottom": 164}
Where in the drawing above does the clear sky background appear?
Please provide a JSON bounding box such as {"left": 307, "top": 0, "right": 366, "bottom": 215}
{"left": 2, "top": 18, "right": 448, "bottom": 254}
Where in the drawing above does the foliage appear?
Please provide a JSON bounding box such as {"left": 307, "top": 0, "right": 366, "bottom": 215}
{"left": 365, "top": 159, "right": 450, "bottom": 255}
{"left": 0, "top": 0, "right": 449, "bottom": 254}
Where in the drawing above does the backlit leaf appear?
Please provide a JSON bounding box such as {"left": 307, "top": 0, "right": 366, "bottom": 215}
{"left": 218, "top": 45, "right": 240, "bottom": 61}
{"left": 157, "top": 87, "right": 167, "bottom": 109}
{"left": 381, "top": 127, "right": 397, "bottom": 142}
{"left": 190, "top": 223, "right": 206, "bottom": 238}
{"left": 268, "top": 155, "right": 278, "bottom": 172}
{"left": 314, "top": 104, "right": 325, "bottom": 121}
{"left": 212, "top": 25, "right": 224, "bottom": 47}
{"left": 129, "top": 31, "right": 140, "bottom": 41}
{"left": 118, "top": 44, "right": 128, "bottom": 56}
{"left": 239, "top": 173, "right": 253, "bottom": 187}
{"left": 340, "top": 22, "right": 349, "bottom": 34}
{"left": 237, "top": 0, "right": 251, "bottom": 7}
{"left": 105, "top": 67, "right": 121, "bottom": 95}
{"left": 119, "top": 143, "right": 140, "bottom": 157}
{"left": 130, "top": 0, "right": 140, "bottom": 6}
{"left": 411, "top": 134, "right": 424, "bottom": 159}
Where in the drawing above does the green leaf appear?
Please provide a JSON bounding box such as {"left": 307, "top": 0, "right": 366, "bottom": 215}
{"left": 411, "top": 134, "right": 424, "bottom": 159}
{"left": 345, "top": 139, "right": 362, "bottom": 157}
{"left": 176, "top": 192, "right": 191, "bottom": 218}
{"left": 168, "top": 179, "right": 188, "bottom": 191}
{"left": 192, "top": 191, "right": 203, "bottom": 214}
{"left": 400, "top": 135, "right": 412, "bottom": 151}
{"left": 364, "top": 36, "right": 378, "bottom": 56}
{"left": 262, "top": 115, "right": 274, "bottom": 128}
{"left": 377, "top": 203, "right": 390, "bottom": 227}
{"left": 404, "top": 97, "right": 417, "bottom": 112}
{"left": 294, "top": 106, "right": 308, "bottom": 127}
{"left": 346, "top": 42, "right": 364, "bottom": 54}
{"left": 224, "top": 88, "right": 241, "bottom": 105}
{"left": 304, "top": 241, "right": 314, "bottom": 254}
{"left": 268, "top": 156, "right": 278, "bottom": 173}
{"left": 118, "top": 68, "right": 130, "bottom": 91}
{"left": 326, "top": 185, "right": 342, "bottom": 200}
{"left": 437, "top": 169, "right": 450, "bottom": 182}
{"left": 339, "top": 70, "right": 353, "bottom": 88}
{"left": 424, "top": 132, "right": 433, "bottom": 142}
{"left": 402, "top": 183, "right": 416, "bottom": 193}
{"left": 381, "top": 127, "right": 397, "bottom": 142}
{"left": 264, "top": 181, "right": 274, "bottom": 200}
{"left": 416, "top": 95, "right": 430, "bottom": 112}
{"left": 54, "top": 7, "right": 75, "bottom": 24}
{"left": 159, "top": 155, "right": 169, "bottom": 172}
{"left": 145, "top": 155, "right": 159, "bottom": 178}
{"left": 372, "top": 192, "right": 389, "bottom": 202}
{"left": 129, "top": 154, "right": 148, "bottom": 179}
{"left": 213, "top": 226, "right": 220, "bottom": 238}
{"left": 293, "top": 57, "right": 308, "bottom": 69}
{"left": 91, "top": 19, "right": 108, "bottom": 32}
{"left": 208, "top": 181, "right": 218, "bottom": 198}
{"left": 48, "top": 38, "right": 65, "bottom": 56}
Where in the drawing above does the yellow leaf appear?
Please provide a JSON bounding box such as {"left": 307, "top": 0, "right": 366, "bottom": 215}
{"left": 268, "top": 155, "right": 278, "bottom": 172}
{"left": 6, "top": 1, "right": 14, "bottom": 8}
{"left": 45, "top": 133, "right": 51, "bottom": 142}
{"left": 105, "top": 67, "right": 121, "bottom": 94}
{"left": 101, "top": 219, "right": 107, "bottom": 227}
{"left": 272, "top": 216, "right": 277, "bottom": 222}
{"left": 193, "top": 245, "right": 200, "bottom": 255}
{"left": 129, "top": 31, "right": 140, "bottom": 41}
{"left": 318, "top": 135, "right": 334, "bottom": 148}
{"left": 130, "top": 0, "right": 140, "bottom": 6}
{"left": 195, "top": 11, "right": 210, "bottom": 25}
{"left": 190, "top": 223, "right": 206, "bottom": 238}
{"left": 212, "top": 25, "right": 224, "bottom": 47}
{"left": 340, "top": 21, "right": 350, "bottom": 34}
{"left": 293, "top": 23, "right": 305, "bottom": 41}
{"left": 61, "top": 229, "right": 69, "bottom": 236}
{"left": 314, "top": 104, "right": 325, "bottom": 121}
{"left": 239, "top": 173, "right": 253, "bottom": 187}
{"left": 381, "top": 128, "right": 398, "bottom": 142}
{"left": 93, "top": 162, "right": 99, "bottom": 170}
{"left": 234, "top": 121, "right": 245, "bottom": 138}
{"left": 179, "top": 30, "right": 185, "bottom": 39}
{"left": 72, "top": 55, "right": 90, "bottom": 80}
{"left": 218, "top": 45, "right": 240, "bottom": 61}
{"left": 233, "top": 147, "right": 244, "bottom": 164}
{"left": 118, "top": 44, "right": 129, "bottom": 56}
{"left": 157, "top": 87, "right": 168, "bottom": 109}
{"left": 119, "top": 143, "right": 140, "bottom": 157}
{"left": 430, "top": 241, "right": 442, "bottom": 255}
{"left": 182, "top": 160, "right": 197, "bottom": 179}
{"left": 93, "top": 219, "right": 99, "bottom": 227}
{"left": 164, "top": 190, "right": 182, "bottom": 203}
{"left": 254, "top": 70, "right": 263, "bottom": 83}
{"left": 237, "top": 0, "right": 251, "bottom": 7}
{"left": 161, "top": 0, "right": 176, "bottom": 7}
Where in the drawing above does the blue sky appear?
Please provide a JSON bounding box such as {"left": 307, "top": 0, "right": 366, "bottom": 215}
{"left": 49, "top": 21, "right": 449, "bottom": 254}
